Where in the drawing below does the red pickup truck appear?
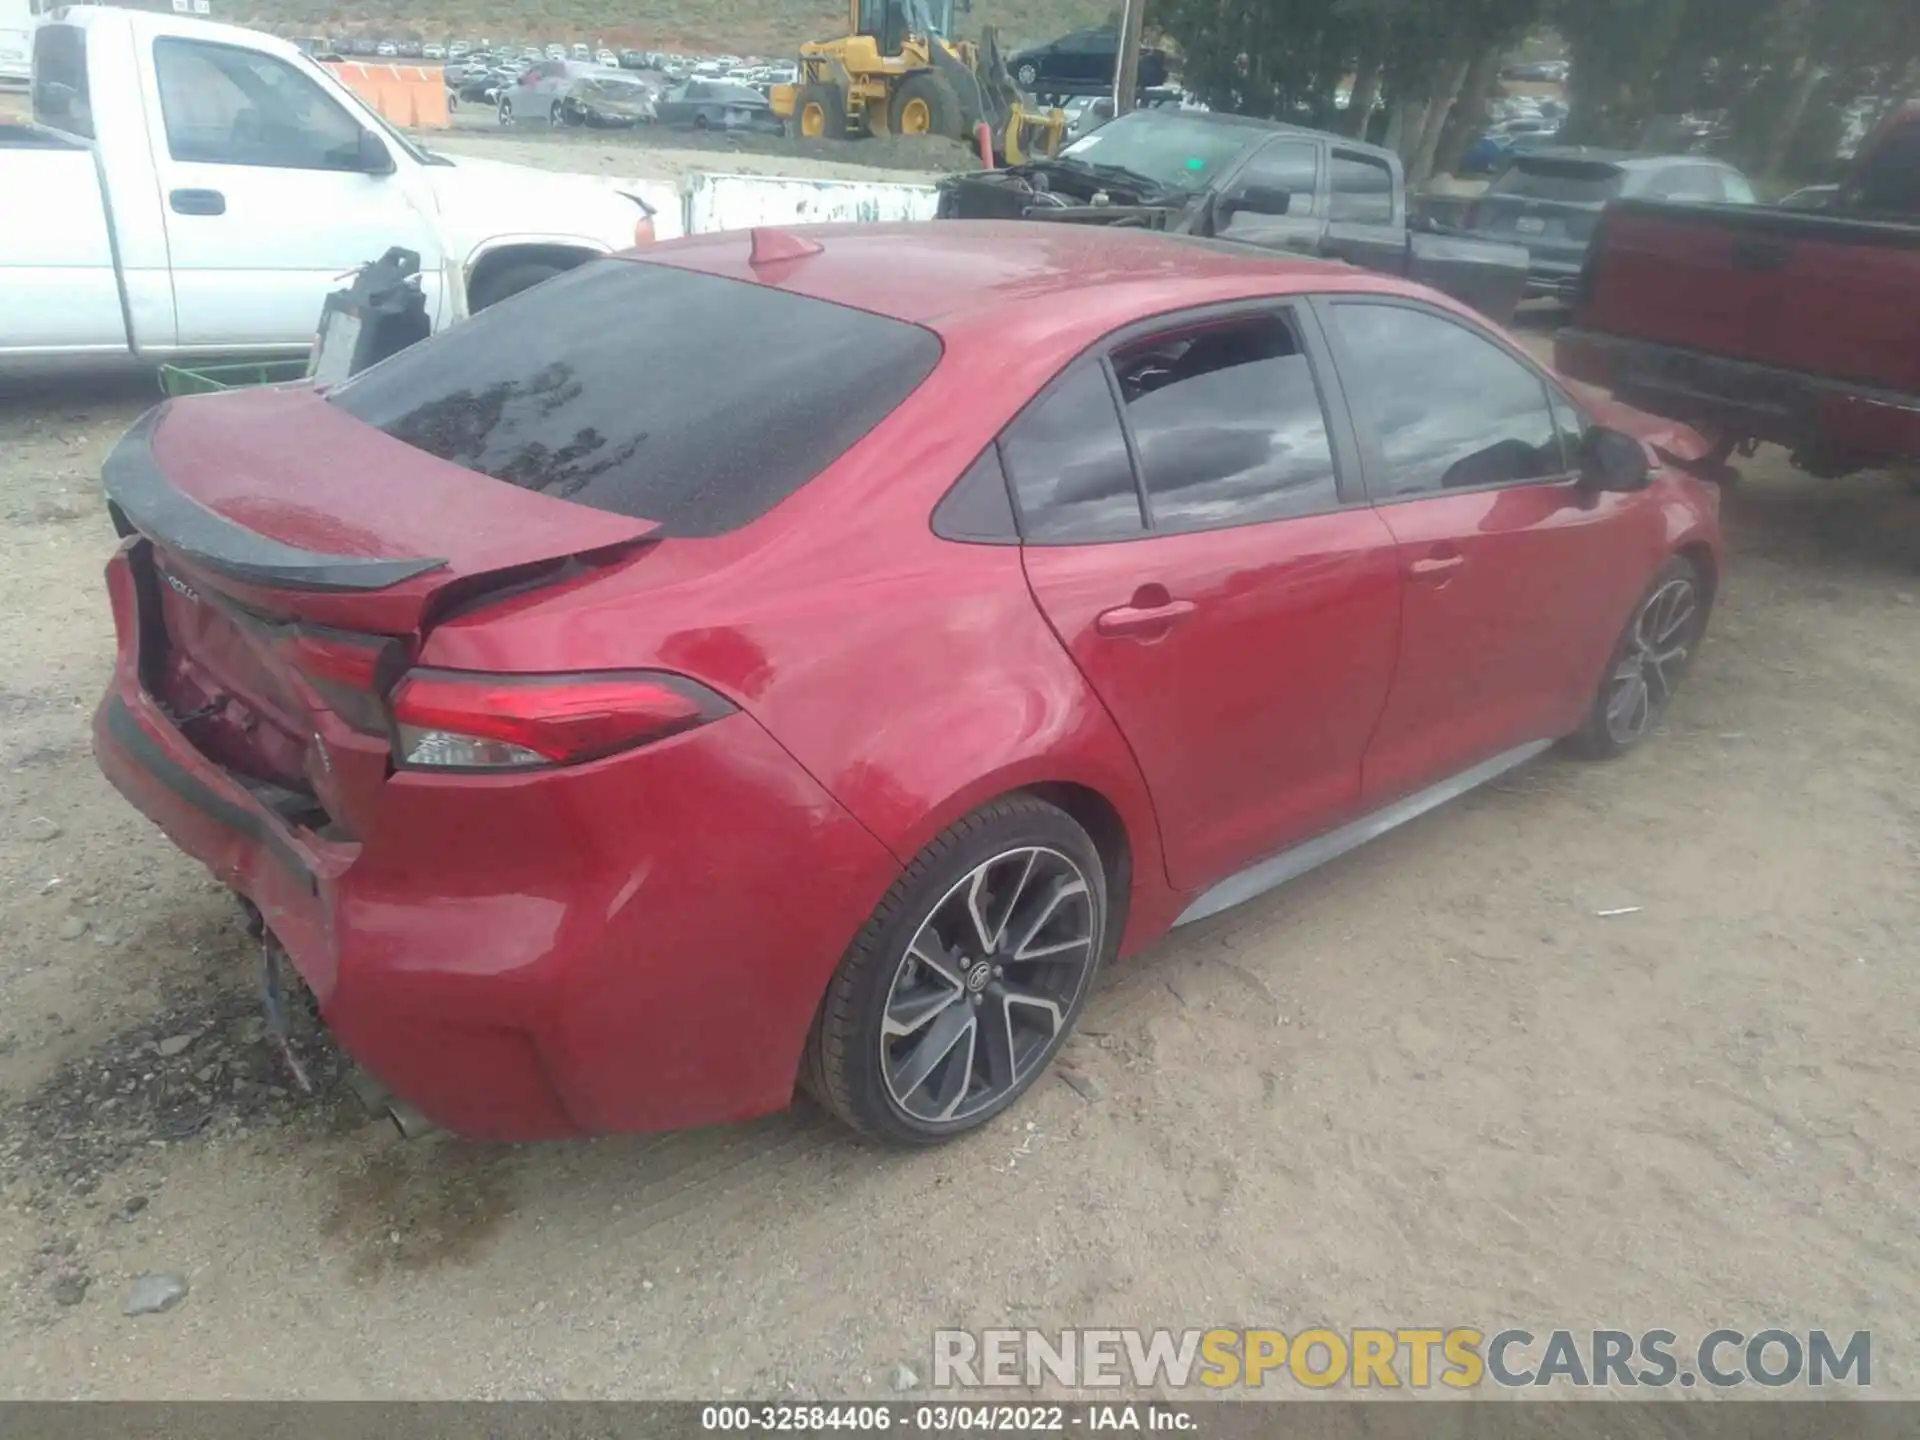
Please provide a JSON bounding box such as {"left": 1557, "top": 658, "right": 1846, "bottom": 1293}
{"left": 1556, "top": 103, "right": 1919, "bottom": 478}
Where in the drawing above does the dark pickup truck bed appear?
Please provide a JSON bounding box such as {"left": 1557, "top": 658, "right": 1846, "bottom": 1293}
{"left": 1556, "top": 104, "right": 1920, "bottom": 477}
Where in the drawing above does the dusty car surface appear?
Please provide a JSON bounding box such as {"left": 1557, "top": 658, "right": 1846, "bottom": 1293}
{"left": 93, "top": 222, "right": 1721, "bottom": 1148}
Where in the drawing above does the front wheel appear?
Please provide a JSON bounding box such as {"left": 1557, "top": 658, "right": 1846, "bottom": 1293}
{"left": 1565, "top": 556, "right": 1709, "bottom": 759}
{"left": 1016, "top": 61, "right": 1039, "bottom": 88}
{"left": 804, "top": 796, "right": 1108, "bottom": 1145}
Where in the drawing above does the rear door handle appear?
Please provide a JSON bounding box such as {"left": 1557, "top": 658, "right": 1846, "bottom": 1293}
{"left": 1408, "top": 553, "right": 1465, "bottom": 583}
{"left": 169, "top": 188, "right": 226, "bottom": 216}
{"left": 1096, "top": 598, "right": 1195, "bottom": 639}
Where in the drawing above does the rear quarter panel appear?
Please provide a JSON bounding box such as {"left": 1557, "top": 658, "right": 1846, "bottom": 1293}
{"left": 417, "top": 345, "right": 1187, "bottom": 955}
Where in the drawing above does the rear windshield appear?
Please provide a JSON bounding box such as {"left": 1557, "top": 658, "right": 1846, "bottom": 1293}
{"left": 328, "top": 259, "right": 942, "bottom": 536}
{"left": 1488, "top": 158, "right": 1627, "bottom": 203}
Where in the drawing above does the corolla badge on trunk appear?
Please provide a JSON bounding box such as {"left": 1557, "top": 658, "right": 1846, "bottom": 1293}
{"left": 163, "top": 571, "right": 200, "bottom": 603}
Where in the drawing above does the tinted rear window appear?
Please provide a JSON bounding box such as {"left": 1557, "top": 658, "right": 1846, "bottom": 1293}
{"left": 1489, "top": 159, "right": 1626, "bottom": 203}
{"left": 328, "top": 259, "right": 941, "bottom": 536}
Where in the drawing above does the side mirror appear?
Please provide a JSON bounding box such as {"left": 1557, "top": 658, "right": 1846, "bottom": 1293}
{"left": 1577, "top": 425, "right": 1652, "bottom": 492}
{"left": 1222, "top": 183, "right": 1291, "bottom": 218}
{"left": 355, "top": 128, "right": 396, "bottom": 175}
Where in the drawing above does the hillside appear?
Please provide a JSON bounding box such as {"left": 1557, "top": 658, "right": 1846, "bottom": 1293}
{"left": 234, "top": 0, "right": 1119, "bottom": 56}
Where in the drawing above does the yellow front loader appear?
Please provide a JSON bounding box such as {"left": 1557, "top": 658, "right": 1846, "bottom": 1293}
{"left": 770, "top": 0, "right": 1065, "bottom": 161}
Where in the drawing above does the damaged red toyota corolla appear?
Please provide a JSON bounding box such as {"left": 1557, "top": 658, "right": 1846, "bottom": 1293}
{"left": 93, "top": 222, "right": 1723, "bottom": 1145}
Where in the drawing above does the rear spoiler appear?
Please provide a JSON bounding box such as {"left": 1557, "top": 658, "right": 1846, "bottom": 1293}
{"left": 103, "top": 406, "right": 450, "bottom": 594}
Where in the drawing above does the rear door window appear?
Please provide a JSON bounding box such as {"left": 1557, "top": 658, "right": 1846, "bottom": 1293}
{"left": 1000, "top": 365, "right": 1145, "bottom": 543}
{"left": 329, "top": 259, "right": 942, "bottom": 536}
{"left": 1110, "top": 313, "right": 1341, "bottom": 532}
{"left": 32, "top": 25, "right": 93, "bottom": 139}
{"left": 1328, "top": 149, "right": 1395, "bottom": 224}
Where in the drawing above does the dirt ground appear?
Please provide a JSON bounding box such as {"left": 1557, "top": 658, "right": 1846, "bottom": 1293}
{"left": 3, "top": 338, "right": 1919, "bottom": 1396}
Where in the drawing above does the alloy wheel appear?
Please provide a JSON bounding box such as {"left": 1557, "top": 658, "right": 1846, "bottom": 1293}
{"left": 497, "top": 97, "right": 514, "bottom": 127}
{"left": 880, "top": 847, "right": 1097, "bottom": 1125}
{"left": 1605, "top": 575, "right": 1698, "bottom": 745}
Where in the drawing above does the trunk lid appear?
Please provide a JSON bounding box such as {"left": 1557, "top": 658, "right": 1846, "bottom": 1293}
{"left": 106, "top": 389, "right": 656, "bottom": 834}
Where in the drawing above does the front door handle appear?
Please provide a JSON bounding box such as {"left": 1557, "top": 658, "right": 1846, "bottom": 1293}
{"left": 1096, "top": 595, "right": 1195, "bottom": 639}
{"left": 169, "top": 188, "right": 226, "bottom": 216}
{"left": 1408, "top": 552, "right": 1466, "bottom": 584}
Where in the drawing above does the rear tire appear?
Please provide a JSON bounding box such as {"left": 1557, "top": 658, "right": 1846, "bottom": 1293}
{"left": 1016, "top": 61, "right": 1039, "bottom": 88}
{"left": 804, "top": 796, "right": 1109, "bottom": 1146}
{"left": 497, "top": 96, "right": 514, "bottom": 127}
{"left": 1564, "top": 555, "right": 1709, "bottom": 760}
{"left": 889, "top": 71, "right": 961, "bottom": 138}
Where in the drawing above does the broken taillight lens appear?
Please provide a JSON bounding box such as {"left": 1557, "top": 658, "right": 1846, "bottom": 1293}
{"left": 280, "top": 627, "right": 402, "bottom": 733}
{"left": 387, "top": 669, "right": 734, "bottom": 771}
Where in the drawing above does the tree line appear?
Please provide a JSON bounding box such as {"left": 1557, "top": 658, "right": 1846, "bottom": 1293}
{"left": 1145, "top": 0, "right": 1919, "bottom": 185}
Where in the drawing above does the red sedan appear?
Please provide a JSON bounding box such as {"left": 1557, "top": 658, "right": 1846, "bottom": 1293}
{"left": 93, "top": 222, "right": 1722, "bottom": 1146}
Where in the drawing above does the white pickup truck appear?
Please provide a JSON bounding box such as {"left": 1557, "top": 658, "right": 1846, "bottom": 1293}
{"left": 5, "top": 5, "right": 675, "bottom": 369}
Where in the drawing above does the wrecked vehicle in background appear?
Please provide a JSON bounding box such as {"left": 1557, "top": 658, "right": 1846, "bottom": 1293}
{"left": 937, "top": 109, "right": 1531, "bottom": 324}
{"left": 655, "top": 79, "right": 784, "bottom": 134}
{"left": 1557, "top": 100, "right": 1920, "bottom": 478}
{"left": 498, "top": 58, "right": 662, "bottom": 128}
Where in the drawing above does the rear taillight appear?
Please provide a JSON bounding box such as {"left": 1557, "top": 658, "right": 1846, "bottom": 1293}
{"left": 387, "top": 669, "right": 733, "bottom": 771}
{"left": 634, "top": 214, "right": 657, "bottom": 246}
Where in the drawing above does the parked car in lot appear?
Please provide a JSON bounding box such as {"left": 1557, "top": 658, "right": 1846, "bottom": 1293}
{"left": 1009, "top": 26, "right": 1169, "bottom": 95}
{"left": 454, "top": 63, "right": 518, "bottom": 105}
{"left": 1558, "top": 102, "right": 1919, "bottom": 478}
{"left": 939, "top": 110, "right": 1533, "bottom": 323}
{"left": 374, "top": 40, "right": 397, "bottom": 57}
{"left": 8, "top": 8, "right": 668, "bottom": 368}
{"left": 1455, "top": 149, "right": 1756, "bottom": 298}
{"left": 422, "top": 43, "right": 445, "bottom": 61}
{"left": 93, "top": 222, "right": 1721, "bottom": 1145}
{"left": 655, "top": 78, "right": 783, "bottom": 132}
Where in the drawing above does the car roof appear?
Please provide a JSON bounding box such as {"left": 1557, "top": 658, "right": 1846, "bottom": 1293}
{"left": 630, "top": 220, "right": 1422, "bottom": 345}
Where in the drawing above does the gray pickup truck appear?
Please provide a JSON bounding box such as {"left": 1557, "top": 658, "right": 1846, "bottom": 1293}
{"left": 937, "top": 109, "right": 1530, "bottom": 323}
